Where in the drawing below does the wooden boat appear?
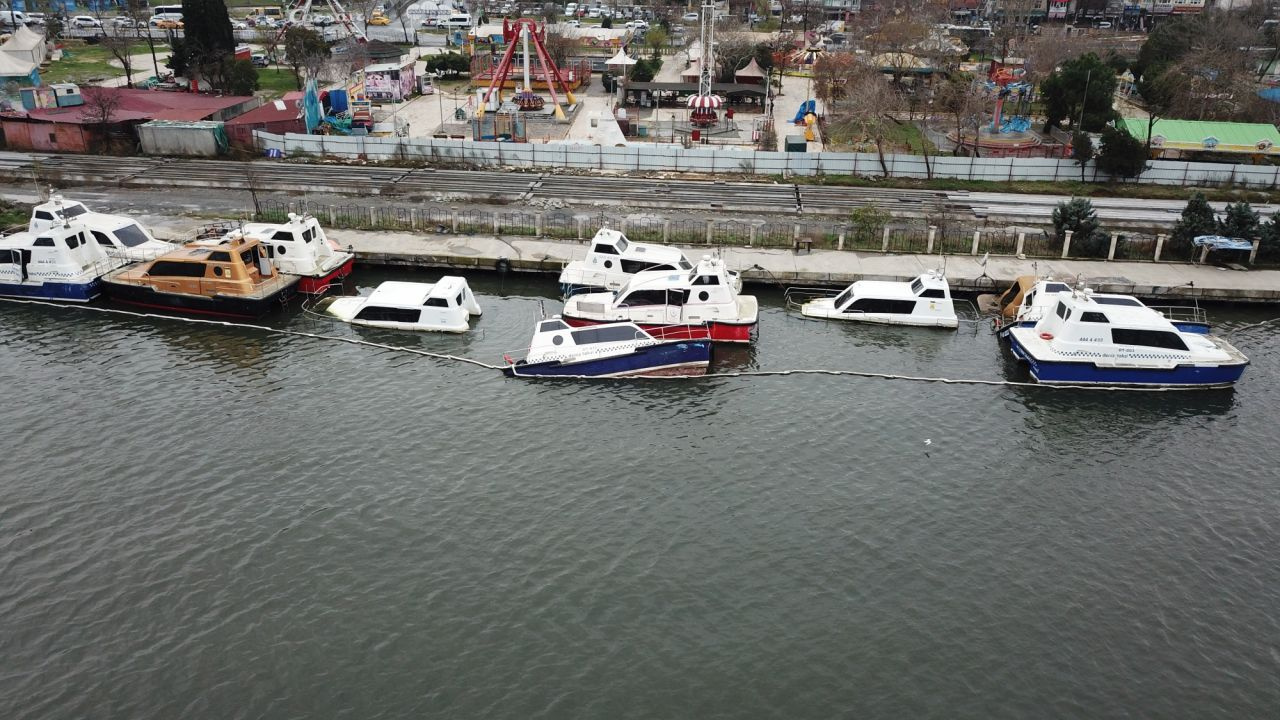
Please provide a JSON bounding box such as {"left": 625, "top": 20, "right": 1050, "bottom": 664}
{"left": 101, "top": 235, "right": 298, "bottom": 318}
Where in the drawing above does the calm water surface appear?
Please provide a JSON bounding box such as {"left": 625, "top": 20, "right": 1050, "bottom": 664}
{"left": 1, "top": 270, "right": 1278, "bottom": 719}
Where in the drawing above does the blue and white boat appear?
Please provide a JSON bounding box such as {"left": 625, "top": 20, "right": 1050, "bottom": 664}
{"left": 502, "top": 317, "right": 712, "bottom": 378}
{"left": 29, "top": 194, "right": 174, "bottom": 262}
{"left": 0, "top": 221, "right": 126, "bottom": 302}
{"left": 987, "top": 276, "right": 1210, "bottom": 337}
{"left": 1006, "top": 288, "right": 1248, "bottom": 388}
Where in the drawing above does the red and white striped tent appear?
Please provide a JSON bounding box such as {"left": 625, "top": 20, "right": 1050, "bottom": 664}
{"left": 686, "top": 94, "right": 723, "bottom": 109}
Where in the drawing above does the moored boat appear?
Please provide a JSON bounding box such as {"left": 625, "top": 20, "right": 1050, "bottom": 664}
{"left": 561, "top": 255, "right": 758, "bottom": 343}
{"left": 28, "top": 194, "right": 174, "bottom": 262}
{"left": 320, "top": 277, "right": 482, "bottom": 332}
{"left": 502, "top": 317, "right": 712, "bottom": 378}
{"left": 1006, "top": 288, "right": 1248, "bottom": 388}
{"left": 788, "top": 270, "right": 958, "bottom": 328}
{"left": 0, "top": 221, "right": 126, "bottom": 302}
{"left": 983, "top": 275, "right": 1210, "bottom": 337}
{"left": 101, "top": 234, "right": 298, "bottom": 318}
{"left": 558, "top": 228, "right": 741, "bottom": 296}
{"left": 201, "top": 213, "right": 354, "bottom": 294}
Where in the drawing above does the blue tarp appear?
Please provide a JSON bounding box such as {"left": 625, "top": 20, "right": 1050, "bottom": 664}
{"left": 1192, "top": 235, "right": 1254, "bottom": 251}
{"left": 303, "top": 79, "right": 323, "bottom": 134}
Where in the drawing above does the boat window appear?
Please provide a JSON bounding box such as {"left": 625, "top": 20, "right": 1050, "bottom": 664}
{"left": 59, "top": 204, "right": 87, "bottom": 218}
{"left": 91, "top": 230, "right": 114, "bottom": 247}
{"left": 114, "top": 224, "right": 151, "bottom": 248}
{"left": 572, "top": 325, "right": 642, "bottom": 344}
{"left": 920, "top": 289, "right": 946, "bottom": 299}
{"left": 1055, "top": 301, "right": 1069, "bottom": 319}
{"left": 455, "top": 293, "right": 463, "bottom": 306}
{"left": 301, "top": 228, "right": 314, "bottom": 243}
{"left": 1023, "top": 291, "right": 1035, "bottom": 307}
{"left": 35, "top": 210, "right": 54, "bottom": 221}
{"left": 618, "top": 289, "right": 669, "bottom": 307}
{"left": 1080, "top": 312, "right": 1109, "bottom": 323}
{"left": 64, "top": 234, "right": 81, "bottom": 250}
{"left": 33, "top": 237, "right": 55, "bottom": 247}
{"left": 848, "top": 298, "right": 918, "bottom": 314}
{"left": 1045, "top": 283, "right": 1070, "bottom": 293}
{"left": 833, "top": 288, "right": 853, "bottom": 308}
{"left": 620, "top": 259, "right": 673, "bottom": 274}
{"left": 1093, "top": 296, "right": 1143, "bottom": 307}
{"left": 539, "top": 320, "right": 567, "bottom": 332}
{"left": 208, "top": 251, "right": 232, "bottom": 262}
{"left": 692, "top": 274, "right": 720, "bottom": 286}
{"left": 147, "top": 260, "right": 207, "bottom": 277}
{"left": 424, "top": 297, "right": 450, "bottom": 308}
{"left": 593, "top": 243, "right": 619, "bottom": 255}
{"left": 239, "top": 248, "right": 257, "bottom": 266}
{"left": 910, "top": 278, "right": 924, "bottom": 294}
{"left": 355, "top": 306, "right": 421, "bottom": 323}
{"left": 0, "top": 250, "right": 19, "bottom": 263}
{"left": 678, "top": 260, "right": 692, "bottom": 270}
{"left": 614, "top": 238, "right": 629, "bottom": 253}
{"left": 272, "top": 231, "right": 294, "bottom": 241}
{"left": 667, "top": 289, "right": 688, "bottom": 306}
{"left": 1111, "top": 328, "right": 1188, "bottom": 351}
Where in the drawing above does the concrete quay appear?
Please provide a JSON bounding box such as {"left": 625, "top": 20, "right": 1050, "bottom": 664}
{"left": 314, "top": 229, "right": 1280, "bottom": 304}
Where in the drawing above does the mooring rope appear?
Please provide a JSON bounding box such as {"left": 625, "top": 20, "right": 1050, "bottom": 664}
{"left": 0, "top": 297, "right": 1223, "bottom": 392}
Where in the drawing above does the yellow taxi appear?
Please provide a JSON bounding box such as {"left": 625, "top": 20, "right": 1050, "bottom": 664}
{"left": 369, "top": 13, "right": 391, "bottom": 25}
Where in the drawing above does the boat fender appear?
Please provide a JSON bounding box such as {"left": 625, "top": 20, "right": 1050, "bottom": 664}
{"left": 495, "top": 257, "right": 511, "bottom": 273}
{"left": 1039, "top": 332, "right": 1054, "bottom": 340}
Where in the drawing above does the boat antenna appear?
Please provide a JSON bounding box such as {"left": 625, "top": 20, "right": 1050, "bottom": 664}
{"left": 538, "top": 299, "right": 546, "bottom": 320}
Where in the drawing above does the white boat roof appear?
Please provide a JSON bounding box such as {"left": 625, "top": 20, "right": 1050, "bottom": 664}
{"left": 590, "top": 227, "right": 687, "bottom": 263}
{"left": 1053, "top": 291, "right": 1167, "bottom": 327}
{"left": 366, "top": 277, "right": 468, "bottom": 307}
{"left": 32, "top": 197, "right": 139, "bottom": 233}
{"left": 1, "top": 223, "right": 80, "bottom": 248}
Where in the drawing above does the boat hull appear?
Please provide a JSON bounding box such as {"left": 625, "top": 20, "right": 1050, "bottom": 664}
{"left": 1007, "top": 334, "right": 1247, "bottom": 388}
{"left": 295, "top": 256, "right": 355, "bottom": 295}
{"left": 504, "top": 340, "right": 712, "bottom": 378}
{"left": 560, "top": 315, "right": 752, "bottom": 343}
{"left": 999, "top": 319, "right": 1210, "bottom": 339}
{"left": 0, "top": 279, "right": 100, "bottom": 302}
{"left": 102, "top": 279, "right": 298, "bottom": 319}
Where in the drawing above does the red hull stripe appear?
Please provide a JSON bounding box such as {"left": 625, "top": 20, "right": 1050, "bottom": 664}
{"left": 561, "top": 316, "right": 754, "bottom": 343}
{"left": 296, "top": 257, "right": 356, "bottom": 294}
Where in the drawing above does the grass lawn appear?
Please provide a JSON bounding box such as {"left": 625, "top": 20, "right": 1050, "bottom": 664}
{"left": 881, "top": 120, "right": 937, "bottom": 155}
{"left": 42, "top": 40, "right": 170, "bottom": 85}
{"left": 256, "top": 67, "right": 300, "bottom": 98}
{"left": 0, "top": 200, "right": 27, "bottom": 229}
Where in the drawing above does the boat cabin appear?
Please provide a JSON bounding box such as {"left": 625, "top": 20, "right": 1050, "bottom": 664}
{"left": 0, "top": 221, "right": 116, "bottom": 290}
{"left": 28, "top": 195, "right": 169, "bottom": 259}
{"left": 992, "top": 276, "right": 1071, "bottom": 320}
{"left": 797, "top": 270, "right": 957, "bottom": 327}
{"left": 526, "top": 318, "right": 650, "bottom": 361}
{"left": 585, "top": 229, "right": 691, "bottom": 276}
{"left": 1033, "top": 291, "right": 1193, "bottom": 353}
{"left": 334, "top": 277, "right": 482, "bottom": 332}
{"left": 227, "top": 213, "right": 345, "bottom": 276}
{"left": 113, "top": 236, "right": 281, "bottom": 298}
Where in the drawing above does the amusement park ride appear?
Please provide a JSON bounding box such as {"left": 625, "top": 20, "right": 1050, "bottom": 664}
{"left": 986, "top": 61, "right": 1031, "bottom": 134}
{"left": 285, "top": 0, "right": 366, "bottom": 41}
{"left": 477, "top": 18, "right": 578, "bottom": 120}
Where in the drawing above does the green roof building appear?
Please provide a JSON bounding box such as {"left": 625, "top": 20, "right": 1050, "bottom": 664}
{"left": 1118, "top": 118, "right": 1280, "bottom": 158}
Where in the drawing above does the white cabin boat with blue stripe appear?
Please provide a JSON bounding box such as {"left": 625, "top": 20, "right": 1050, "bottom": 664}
{"left": 0, "top": 221, "right": 126, "bottom": 302}
{"left": 1006, "top": 289, "right": 1248, "bottom": 388}
{"left": 795, "top": 270, "right": 958, "bottom": 328}
{"left": 503, "top": 318, "right": 712, "bottom": 378}
{"left": 29, "top": 195, "right": 174, "bottom": 262}
{"left": 322, "top": 278, "right": 481, "bottom": 332}
{"left": 558, "top": 228, "right": 741, "bottom": 296}
{"left": 988, "top": 276, "right": 1210, "bottom": 337}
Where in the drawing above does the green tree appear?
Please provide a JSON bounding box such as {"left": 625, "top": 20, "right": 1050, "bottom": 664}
{"left": 1170, "top": 192, "right": 1218, "bottom": 244}
{"left": 426, "top": 51, "right": 471, "bottom": 76}
{"left": 1053, "top": 197, "right": 1108, "bottom": 256}
{"left": 223, "top": 58, "right": 260, "bottom": 96}
{"left": 1095, "top": 125, "right": 1147, "bottom": 179}
{"left": 283, "top": 26, "right": 330, "bottom": 90}
{"left": 601, "top": 16, "right": 612, "bottom": 29}
{"left": 1040, "top": 53, "right": 1118, "bottom": 132}
{"left": 644, "top": 26, "right": 668, "bottom": 60}
{"left": 1071, "top": 130, "right": 1093, "bottom": 182}
{"left": 1218, "top": 202, "right": 1260, "bottom": 241}
{"left": 1134, "top": 16, "right": 1197, "bottom": 87}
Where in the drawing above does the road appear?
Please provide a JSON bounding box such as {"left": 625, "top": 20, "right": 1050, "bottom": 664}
{"left": 0, "top": 151, "right": 1271, "bottom": 229}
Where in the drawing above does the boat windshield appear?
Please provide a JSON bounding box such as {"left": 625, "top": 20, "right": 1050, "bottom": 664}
{"left": 910, "top": 278, "right": 924, "bottom": 295}
{"left": 114, "top": 223, "right": 151, "bottom": 247}
{"left": 56, "top": 204, "right": 88, "bottom": 219}
{"left": 833, "top": 287, "right": 853, "bottom": 308}
{"left": 678, "top": 260, "right": 692, "bottom": 270}
{"left": 615, "top": 237, "right": 629, "bottom": 253}
{"left": 572, "top": 325, "right": 643, "bottom": 344}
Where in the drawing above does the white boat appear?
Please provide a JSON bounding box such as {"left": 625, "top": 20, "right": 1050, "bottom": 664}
{"left": 557, "top": 227, "right": 741, "bottom": 295}
{"left": 201, "top": 213, "right": 355, "bottom": 294}
{"left": 789, "top": 270, "right": 958, "bottom": 328}
{"left": 984, "top": 275, "right": 1210, "bottom": 337}
{"left": 0, "top": 220, "right": 126, "bottom": 302}
{"left": 28, "top": 194, "right": 174, "bottom": 262}
{"left": 562, "top": 255, "right": 758, "bottom": 343}
{"left": 322, "top": 278, "right": 482, "bottom": 332}
{"left": 1006, "top": 288, "right": 1248, "bottom": 388}
{"left": 502, "top": 317, "right": 712, "bottom": 378}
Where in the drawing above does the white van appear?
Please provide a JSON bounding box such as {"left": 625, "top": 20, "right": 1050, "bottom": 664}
{"left": 0, "top": 10, "right": 27, "bottom": 27}
{"left": 438, "top": 13, "right": 471, "bottom": 28}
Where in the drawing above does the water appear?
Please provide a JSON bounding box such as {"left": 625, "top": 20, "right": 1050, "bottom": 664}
{"left": 2, "top": 270, "right": 1278, "bottom": 720}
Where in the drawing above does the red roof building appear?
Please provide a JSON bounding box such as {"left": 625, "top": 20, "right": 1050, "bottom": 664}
{"left": 224, "top": 91, "right": 304, "bottom": 150}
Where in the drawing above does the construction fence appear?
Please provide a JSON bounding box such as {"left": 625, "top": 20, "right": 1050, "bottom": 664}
{"left": 254, "top": 198, "right": 1272, "bottom": 264}
{"left": 254, "top": 131, "right": 1280, "bottom": 188}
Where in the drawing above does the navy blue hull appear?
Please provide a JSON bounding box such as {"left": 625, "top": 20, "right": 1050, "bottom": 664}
{"left": 1008, "top": 335, "right": 1247, "bottom": 387}
{"left": 0, "top": 279, "right": 100, "bottom": 302}
{"left": 103, "top": 280, "right": 296, "bottom": 319}
{"left": 505, "top": 340, "right": 712, "bottom": 378}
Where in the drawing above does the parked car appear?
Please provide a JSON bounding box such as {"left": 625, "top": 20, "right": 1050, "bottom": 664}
{"left": 1096, "top": 21, "right": 1112, "bottom": 29}
{"left": 368, "top": 13, "right": 391, "bottom": 25}
{"left": 312, "top": 14, "right": 334, "bottom": 26}
{"left": 563, "top": 18, "right": 580, "bottom": 27}
{"left": 251, "top": 53, "right": 269, "bottom": 67}
{"left": 71, "top": 15, "right": 103, "bottom": 29}
{"left": 154, "top": 18, "right": 183, "bottom": 29}
{"left": 625, "top": 20, "right": 648, "bottom": 31}
{"left": 112, "top": 16, "right": 139, "bottom": 28}
{"left": 25, "top": 13, "right": 46, "bottom": 26}
{"left": 682, "top": 12, "right": 699, "bottom": 22}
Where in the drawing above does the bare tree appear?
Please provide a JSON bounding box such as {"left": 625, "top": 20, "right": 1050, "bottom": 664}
{"left": 101, "top": 28, "right": 137, "bottom": 88}
{"left": 935, "top": 74, "right": 986, "bottom": 157}
{"left": 348, "top": 0, "right": 383, "bottom": 37}
{"left": 82, "top": 88, "right": 123, "bottom": 153}
{"left": 390, "top": 0, "right": 417, "bottom": 44}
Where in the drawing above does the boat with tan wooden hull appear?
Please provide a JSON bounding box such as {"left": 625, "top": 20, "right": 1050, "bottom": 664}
{"left": 101, "top": 235, "right": 298, "bottom": 318}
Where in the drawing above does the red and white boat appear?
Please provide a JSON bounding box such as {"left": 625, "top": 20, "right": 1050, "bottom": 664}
{"left": 561, "top": 256, "right": 758, "bottom": 343}
{"left": 201, "top": 213, "right": 354, "bottom": 294}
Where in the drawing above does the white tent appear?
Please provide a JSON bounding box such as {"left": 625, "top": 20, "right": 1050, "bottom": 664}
{"left": 0, "top": 51, "right": 37, "bottom": 79}
{"left": 1, "top": 25, "right": 46, "bottom": 67}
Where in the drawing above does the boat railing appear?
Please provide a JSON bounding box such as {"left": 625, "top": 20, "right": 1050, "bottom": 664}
{"left": 783, "top": 286, "right": 837, "bottom": 311}
{"left": 1150, "top": 305, "right": 1208, "bottom": 326}
{"left": 193, "top": 221, "right": 242, "bottom": 242}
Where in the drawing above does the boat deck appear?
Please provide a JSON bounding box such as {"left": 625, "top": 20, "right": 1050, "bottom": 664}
{"left": 103, "top": 265, "right": 298, "bottom": 300}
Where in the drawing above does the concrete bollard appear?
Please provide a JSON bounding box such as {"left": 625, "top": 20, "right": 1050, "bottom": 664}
{"left": 577, "top": 217, "right": 584, "bottom": 240}
{"left": 536, "top": 212, "right": 544, "bottom": 237}
{"left": 1061, "top": 230, "right": 1073, "bottom": 259}
{"left": 450, "top": 207, "right": 458, "bottom": 234}
{"left": 1199, "top": 245, "right": 1210, "bottom": 264}
{"left": 881, "top": 226, "right": 891, "bottom": 253}
{"left": 328, "top": 205, "right": 336, "bottom": 227}
{"left": 926, "top": 226, "right": 937, "bottom": 254}
{"left": 706, "top": 220, "right": 714, "bottom": 245}
{"left": 837, "top": 231, "right": 845, "bottom": 251}
{"left": 1250, "top": 239, "right": 1260, "bottom": 264}
{"left": 663, "top": 219, "right": 670, "bottom": 244}
{"left": 749, "top": 225, "right": 757, "bottom": 247}
{"left": 620, "top": 218, "right": 627, "bottom": 235}
{"left": 971, "top": 230, "right": 981, "bottom": 256}
{"left": 1016, "top": 232, "right": 1026, "bottom": 257}
{"left": 1107, "top": 233, "right": 1118, "bottom": 261}
{"left": 493, "top": 213, "right": 500, "bottom": 235}
{"left": 1154, "top": 234, "right": 1166, "bottom": 262}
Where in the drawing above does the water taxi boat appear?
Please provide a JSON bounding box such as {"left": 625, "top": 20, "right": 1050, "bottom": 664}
{"left": 502, "top": 317, "right": 711, "bottom": 378}
{"left": 983, "top": 275, "right": 1211, "bottom": 337}
{"left": 101, "top": 235, "right": 298, "bottom": 318}
{"left": 788, "top": 270, "right": 958, "bottom": 328}
{"left": 557, "top": 228, "right": 740, "bottom": 296}
{"left": 561, "top": 256, "right": 758, "bottom": 343}
{"left": 0, "top": 221, "right": 125, "bottom": 301}
{"left": 1006, "top": 288, "right": 1248, "bottom": 388}
{"left": 320, "top": 278, "right": 482, "bottom": 332}
{"left": 201, "top": 213, "right": 354, "bottom": 294}
{"left": 28, "top": 195, "right": 174, "bottom": 262}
